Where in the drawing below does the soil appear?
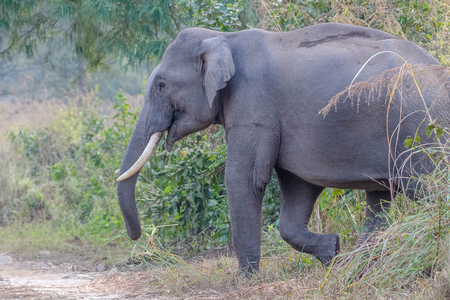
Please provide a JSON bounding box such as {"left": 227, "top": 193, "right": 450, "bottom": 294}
{"left": 0, "top": 251, "right": 130, "bottom": 299}
{"left": 0, "top": 246, "right": 236, "bottom": 300}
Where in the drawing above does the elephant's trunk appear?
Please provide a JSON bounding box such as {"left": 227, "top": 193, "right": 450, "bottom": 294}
{"left": 117, "top": 109, "right": 160, "bottom": 240}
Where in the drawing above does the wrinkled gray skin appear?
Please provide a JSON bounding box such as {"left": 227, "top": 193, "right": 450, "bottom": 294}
{"left": 118, "top": 23, "right": 449, "bottom": 274}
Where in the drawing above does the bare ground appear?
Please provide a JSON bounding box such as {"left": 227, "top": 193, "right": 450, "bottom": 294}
{"left": 1, "top": 238, "right": 448, "bottom": 299}
{"left": 0, "top": 252, "right": 125, "bottom": 299}
{"left": 0, "top": 248, "right": 324, "bottom": 300}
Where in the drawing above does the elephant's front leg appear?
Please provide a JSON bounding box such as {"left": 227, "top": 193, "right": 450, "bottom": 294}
{"left": 225, "top": 128, "right": 278, "bottom": 274}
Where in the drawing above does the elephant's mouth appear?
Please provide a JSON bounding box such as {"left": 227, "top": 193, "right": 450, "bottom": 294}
{"left": 166, "top": 111, "right": 213, "bottom": 153}
{"left": 166, "top": 116, "right": 179, "bottom": 153}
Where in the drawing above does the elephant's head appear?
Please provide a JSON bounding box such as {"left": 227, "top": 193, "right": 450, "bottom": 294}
{"left": 117, "top": 29, "right": 235, "bottom": 240}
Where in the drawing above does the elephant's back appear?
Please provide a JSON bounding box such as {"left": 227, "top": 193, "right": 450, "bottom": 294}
{"left": 269, "top": 25, "right": 445, "bottom": 189}
{"left": 269, "top": 23, "right": 400, "bottom": 48}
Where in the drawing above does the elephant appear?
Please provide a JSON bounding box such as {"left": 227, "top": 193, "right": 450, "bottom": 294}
{"left": 116, "top": 22, "right": 450, "bottom": 274}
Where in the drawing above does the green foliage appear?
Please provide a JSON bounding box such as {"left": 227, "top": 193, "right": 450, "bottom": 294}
{"left": 137, "top": 132, "right": 229, "bottom": 246}
{"left": 179, "top": 0, "right": 246, "bottom": 31}
{"left": 262, "top": 172, "right": 281, "bottom": 229}
{"left": 1, "top": 0, "right": 179, "bottom": 69}
{"left": 2, "top": 93, "right": 135, "bottom": 232}
{"left": 2, "top": 0, "right": 449, "bottom": 75}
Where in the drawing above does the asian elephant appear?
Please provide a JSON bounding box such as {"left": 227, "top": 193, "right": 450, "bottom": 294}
{"left": 117, "top": 23, "right": 450, "bottom": 274}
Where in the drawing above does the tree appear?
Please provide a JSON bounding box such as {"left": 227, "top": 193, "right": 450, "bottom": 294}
{"left": 0, "top": 0, "right": 179, "bottom": 77}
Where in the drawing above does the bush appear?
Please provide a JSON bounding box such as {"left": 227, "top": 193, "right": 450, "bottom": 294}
{"left": 1, "top": 92, "right": 135, "bottom": 234}
{"left": 137, "top": 129, "right": 230, "bottom": 246}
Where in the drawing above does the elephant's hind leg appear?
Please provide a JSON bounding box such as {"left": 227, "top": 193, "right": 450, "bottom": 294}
{"left": 356, "top": 190, "right": 393, "bottom": 245}
{"left": 276, "top": 168, "right": 339, "bottom": 266}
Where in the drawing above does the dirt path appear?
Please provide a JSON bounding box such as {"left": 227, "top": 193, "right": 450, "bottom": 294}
{"left": 0, "top": 252, "right": 171, "bottom": 299}
{"left": 0, "top": 253, "right": 120, "bottom": 299}
{"left": 0, "top": 251, "right": 237, "bottom": 300}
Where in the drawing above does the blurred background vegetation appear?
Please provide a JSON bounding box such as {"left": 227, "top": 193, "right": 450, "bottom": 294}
{"left": 1, "top": 1, "right": 450, "bottom": 295}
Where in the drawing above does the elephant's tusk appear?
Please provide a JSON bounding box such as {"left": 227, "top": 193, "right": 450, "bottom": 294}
{"left": 117, "top": 132, "right": 163, "bottom": 182}
{"left": 115, "top": 169, "right": 120, "bottom": 175}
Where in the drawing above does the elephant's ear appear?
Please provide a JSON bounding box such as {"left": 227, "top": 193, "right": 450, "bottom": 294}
{"left": 201, "top": 36, "right": 235, "bottom": 108}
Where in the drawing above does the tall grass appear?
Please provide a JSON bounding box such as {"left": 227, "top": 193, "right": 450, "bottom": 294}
{"left": 316, "top": 59, "right": 450, "bottom": 297}
{"left": 321, "top": 172, "right": 450, "bottom": 298}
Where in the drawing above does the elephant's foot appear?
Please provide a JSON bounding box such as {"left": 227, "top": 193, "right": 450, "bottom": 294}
{"left": 314, "top": 233, "right": 340, "bottom": 267}
{"left": 237, "top": 257, "right": 260, "bottom": 277}
{"left": 280, "top": 229, "right": 340, "bottom": 267}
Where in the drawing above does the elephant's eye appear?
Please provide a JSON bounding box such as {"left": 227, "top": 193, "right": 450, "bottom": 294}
{"left": 159, "top": 82, "right": 165, "bottom": 92}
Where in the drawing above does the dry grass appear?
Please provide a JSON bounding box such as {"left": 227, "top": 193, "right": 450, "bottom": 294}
{"left": 86, "top": 228, "right": 448, "bottom": 299}
{"left": 102, "top": 248, "right": 327, "bottom": 299}
{"left": 0, "top": 286, "right": 53, "bottom": 300}
{"left": 319, "top": 64, "right": 450, "bottom": 117}
{"left": 258, "top": 0, "right": 406, "bottom": 34}
{"left": 90, "top": 216, "right": 449, "bottom": 299}
{"left": 0, "top": 92, "right": 143, "bottom": 150}
{"left": 330, "top": 0, "right": 405, "bottom": 37}
{"left": 0, "top": 98, "right": 67, "bottom": 152}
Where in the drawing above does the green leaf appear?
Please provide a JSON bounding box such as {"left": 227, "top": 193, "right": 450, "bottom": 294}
{"left": 404, "top": 138, "right": 413, "bottom": 148}
{"left": 436, "top": 127, "right": 443, "bottom": 138}
{"left": 426, "top": 125, "right": 434, "bottom": 138}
